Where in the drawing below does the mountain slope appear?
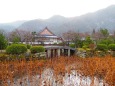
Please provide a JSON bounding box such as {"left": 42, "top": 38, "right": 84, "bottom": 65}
{"left": 1, "top": 5, "right": 115, "bottom": 34}
{"left": 17, "top": 5, "right": 115, "bottom": 35}
{"left": 0, "top": 20, "right": 26, "bottom": 32}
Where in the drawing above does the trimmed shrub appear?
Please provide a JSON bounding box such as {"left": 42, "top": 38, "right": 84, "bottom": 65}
{"left": 26, "top": 44, "right": 31, "bottom": 49}
{"left": 108, "top": 44, "right": 115, "bottom": 51}
{"left": 30, "top": 46, "right": 45, "bottom": 54}
{"left": 6, "top": 44, "right": 27, "bottom": 54}
{"left": 96, "top": 44, "right": 108, "bottom": 51}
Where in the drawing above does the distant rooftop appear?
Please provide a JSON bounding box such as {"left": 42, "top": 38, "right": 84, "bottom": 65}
{"left": 38, "top": 27, "right": 56, "bottom": 36}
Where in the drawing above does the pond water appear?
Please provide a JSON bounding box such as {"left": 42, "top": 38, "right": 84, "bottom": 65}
{"left": 6, "top": 69, "right": 108, "bottom": 86}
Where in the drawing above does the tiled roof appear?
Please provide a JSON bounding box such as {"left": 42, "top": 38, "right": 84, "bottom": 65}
{"left": 38, "top": 27, "right": 55, "bottom": 36}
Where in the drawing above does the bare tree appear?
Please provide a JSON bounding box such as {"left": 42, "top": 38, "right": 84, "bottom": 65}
{"left": 8, "top": 29, "right": 33, "bottom": 44}
{"left": 62, "top": 30, "right": 80, "bottom": 46}
{"left": 8, "top": 29, "right": 21, "bottom": 43}
{"left": 23, "top": 31, "right": 33, "bottom": 44}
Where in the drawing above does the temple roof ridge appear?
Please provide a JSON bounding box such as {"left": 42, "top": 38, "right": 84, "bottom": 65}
{"left": 38, "top": 26, "right": 56, "bottom": 36}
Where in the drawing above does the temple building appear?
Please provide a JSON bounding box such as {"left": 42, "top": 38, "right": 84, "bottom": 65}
{"left": 34, "top": 27, "right": 62, "bottom": 44}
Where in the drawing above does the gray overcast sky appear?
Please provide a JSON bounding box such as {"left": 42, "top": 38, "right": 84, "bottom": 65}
{"left": 0, "top": 0, "right": 115, "bottom": 23}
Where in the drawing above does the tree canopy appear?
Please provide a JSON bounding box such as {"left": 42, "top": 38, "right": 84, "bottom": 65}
{"left": 100, "top": 28, "right": 109, "bottom": 39}
{"left": 0, "top": 31, "right": 7, "bottom": 50}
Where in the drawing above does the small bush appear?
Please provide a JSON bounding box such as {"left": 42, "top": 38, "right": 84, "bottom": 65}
{"left": 96, "top": 44, "right": 108, "bottom": 51}
{"left": 26, "top": 44, "right": 31, "bottom": 49}
{"left": 54, "top": 42, "right": 57, "bottom": 45}
{"left": 108, "top": 44, "right": 115, "bottom": 51}
{"left": 30, "top": 46, "right": 45, "bottom": 54}
{"left": 6, "top": 44, "right": 27, "bottom": 54}
{"left": 96, "top": 51, "right": 106, "bottom": 57}
{"left": 69, "top": 44, "right": 75, "bottom": 48}
{"left": 82, "top": 45, "right": 88, "bottom": 50}
{"left": 58, "top": 42, "right": 66, "bottom": 46}
{"left": 0, "top": 53, "right": 9, "bottom": 61}
{"left": 99, "top": 39, "right": 113, "bottom": 46}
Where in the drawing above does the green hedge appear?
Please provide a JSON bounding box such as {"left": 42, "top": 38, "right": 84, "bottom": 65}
{"left": 96, "top": 44, "right": 108, "bottom": 51}
{"left": 108, "top": 44, "right": 115, "bottom": 51}
{"left": 6, "top": 44, "right": 27, "bottom": 54}
{"left": 30, "top": 46, "right": 45, "bottom": 54}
